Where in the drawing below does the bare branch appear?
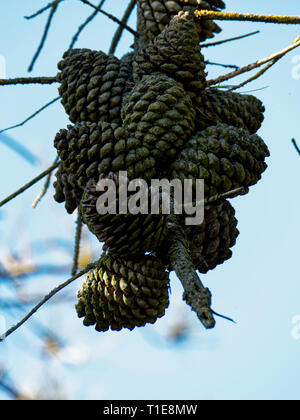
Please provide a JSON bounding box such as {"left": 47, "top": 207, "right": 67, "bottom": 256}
{"left": 208, "top": 36, "right": 300, "bottom": 86}
{"left": 292, "top": 139, "right": 300, "bottom": 156}
{"left": 200, "top": 30, "right": 260, "bottom": 48}
{"left": 27, "top": 0, "right": 64, "bottom": 72}
{"left": 32, "top": 156, "right": 60, "bottom": 208}
{"left": 79, "top": 0, "right": 138, "bottom": 37}
{"left": 0, "top": 77, "right": 57, "bottom": 86}
{"left": 69, "top": 0, "right": 106, "bottom": 49}
{"left": 24, "top": 1, "right": 61, "bottom": 20}
{"left": 0, "top": 161, "right": 60, "bottom": 209}
{"left": 205, "top": 60, "right": 239, "bottom": 70}
{"left": 109, "top": 0, "right": 136, "bottom": 55}
{"left": 229, "top": 58, "right": 280, "bottom": 91}
{"left": 0, "top": 262, "right": 96, "bottom": 342}
{"left": 166, "top": 214, "right": 215, "bottom": 329}
{"left": 72, "top": 213, "right": 83, "bottom": 276}
{"left": 195, "top": 10, "right": 300, "bottom": 25}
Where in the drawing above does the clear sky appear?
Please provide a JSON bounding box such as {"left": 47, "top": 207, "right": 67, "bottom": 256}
{"left": 0, "top": 0, "right": 300, "bottom": 400}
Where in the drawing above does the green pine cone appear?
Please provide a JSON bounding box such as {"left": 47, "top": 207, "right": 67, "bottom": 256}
{"left": 196, "top": 89, "right": 265, "bottom": 134}
{"left": 137, "top": 0, "right": 224, "bottom": 45}
{"left": 75, "top": 253, "right": 170, "bottom": 332}
{"left": 171, "top": 124, "right": 270, "bottom": 198}
{"left": 121, "top": 73, "right": 196, "bottom": 164}
{"left": 79, "top": 175, "right": 168, "bottom": 256}
{"left": 54, "top": 121, "right": 157, "bottom": 190}
{"left": 57, "top": 48, "right": 133, "bottom": 125}
{"left": 185, "top": 200, "right": 239, "bottom": 273}
{"left": 53, "top": 163, "right": 83, "bottom": 214}
{"left": 134, "top": 11, "right": 207, "bottom": 102}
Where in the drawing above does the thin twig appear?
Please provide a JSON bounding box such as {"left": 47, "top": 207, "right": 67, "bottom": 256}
{"left": 69, "top": 0, "right": 106, "bottom": 49}
{"left": 109, "top": 0, "right": 136, "bottom": 54}
{"left": 28, "top": 0, "right": 64, "bottom": 72}
{"left": 292, "top": 138, "right": 300, "bottom": 156}
{"left": 72, "top": 213, "right": 83, "bottom": 276}
{"left": 240, "top": 86, "right": 269, "bottom": 94}
{"left": 0, "top": 77, "right": 57, "bottom": 86}
{"left": 32, "top": 156, "right": 60, "bottom": 208}
{"left": 205, "top": 60, "right": 239, "bottom": 70}
{"left": 79, "top": 0, "right": 138, "bottom": 37}
{"left": 195, "top": 10, "right": 300, "bottom": 25}
{"left": 208, "top": 36, "right": 300, "bottom": 86}
{"left": 229, "top": 58, "right": 280, "bottom": 91}
{"left": 0, "top": 161, "right": 60, "bottom": 208}
{"left": 200, "top": 30, "right": 260, "bottom": 48}
{"left": 0, "top": 97, "right": 60, "bottom": 135}
{"left": 205, "top": 187, "right": 247, "bottom": 205}
{"left": 0, "top": 263, "right": 96, "bottom": 341}
{"left": 24, "top": 1, "right": 59, "bottom": 20}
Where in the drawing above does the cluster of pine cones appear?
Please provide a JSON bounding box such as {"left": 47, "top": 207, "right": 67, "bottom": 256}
{"left": 53, "top": 0, "right": 270, "bottom": 332}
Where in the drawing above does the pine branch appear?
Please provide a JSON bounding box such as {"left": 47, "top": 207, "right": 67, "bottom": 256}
{"left": 195, "top": 10, "right": 300, "bottom": 25}
{"left": 0, "top": 161, "right": 60, "bottom": 208}
{"left": 0, "top": 262, "right": 96, "bottom": 342}
{"left": 109, "top": 0, "right": 137, "bottom": 54}
{"left": 166, "top": 214, "right": 215, "bottom": 329}
{"left": 0, "top": 77, "right": 57, "bottom": 86}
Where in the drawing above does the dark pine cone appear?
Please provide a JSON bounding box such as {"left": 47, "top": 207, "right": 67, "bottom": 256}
{"left": 53, "top": 162, "right": 82, "bottom": 214}
{"left": 57, "top": 48, "right": 133, "bottom": 125}
{"left": 79, "top": 174, "right": 168, "bottom": 257}
{"left": 185, "top": 200, "right": 239, "bottom": 273}
{"left": 137, "top": 0, "right": 224, "bottom": 46}
{"left": 196, "top": 89, "right": 265, "bottom": 134}
{"left": 54, "top": 121, "right": 157, "bottom": 190}
{"left": 171, "top": 123, "right": 270, "bottom": 198}
{"left": 75, "top": 253, "right": 170, "bottom": 332}
{"left": 134, "top": 11, "right": 207, "bottom": 104}
{"left": 121, "top": 73, "right": 196, "bottom": 165}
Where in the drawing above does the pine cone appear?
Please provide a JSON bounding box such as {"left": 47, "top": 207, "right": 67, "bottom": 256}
{"left": 57, "top": 49, "right": 133, "bottom": 125}
{"left": 171, "top": 124, "right": 270, "bottom": 198}
{"left": 54, "top": 121, "right": 157, "bottom": 190}
{"left": 137, "top": 0, "right": 224, "bottom": 45}
{"left": 79, "top": 175, "right": 168, "bottom": 256}
{"left": 53, "top": 163, "right": 82, "bottom": 214}
{"left": 196, "top": 89, "right": 265, "bottom": 134}
{"left": 185, "top": 201, "right": 239, "bottom": 273}
{"left": 134, "top": 11, "right": 207, "bottom": 103}
{"left": 121, "top": 73, "right": 196, "bottom": 164}
{"left": 75, "top": 254, "right": 170, "bottom": 331}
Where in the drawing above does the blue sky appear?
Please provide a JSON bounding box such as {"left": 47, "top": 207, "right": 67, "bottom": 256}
{"left": 0, "top": 0, "right": 300, "bottom": 400}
